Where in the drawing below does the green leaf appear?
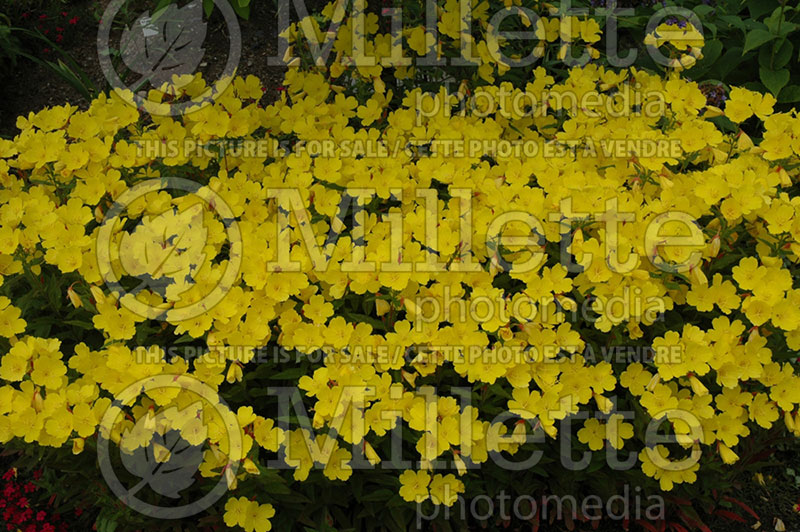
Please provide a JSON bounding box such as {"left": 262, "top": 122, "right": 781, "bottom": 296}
{"left": 759, "top": 38, "right": 793, "bottom": 69}
{"left": 779, "top": 85, "right": 800, "bottom": 102}
{"left": 173, "top": 333, "right": 196, "bottom": 344}
{"left": 62, "top": 319, "right": 94, "bottom": 330}
{"left": 692, "top": 39, "right": 723, "bottom": 75}
{"left": 748, "top": 0, "right": 780, "bottom": 20}
{"left": 759, "top": 67, "right": 790, "bottom": 95}
{"left": 203, "top": 0, "right": 214, "bottom": 18}
{"left": 360, "top": 488, "right": 394, "bottom": 502}
{"left": 765, "top": 7, "right": 799, "bottom": 36}
{"left": 155, "top": 0, "right": 174, "bottom": 12}
{"left": 616, "top": 16, "right": 650, "bottom": 29}
{"left": 390, "top": 506, "right": 410, "bottom": 530}
{"left": 230, "top": 0, "right": 251, "bottom": 19}
{"left": 268, "top": 368, "right": 308, "bottom": 380}
{"left": 743, "top": 29, "right": 776, "bottom": 55}
{"left": 693, "top": 4, "right": 715, "bottom": 18}
{"left": 711, "top": 47, "right": 744, "bottom": 80}
{"left": 718, "top": 15, "right": 747, "bottom": 32}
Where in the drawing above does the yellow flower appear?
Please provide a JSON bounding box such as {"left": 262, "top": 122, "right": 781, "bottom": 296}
{"left": 606, "top": 414, "right": 634, "bottom": 450}
{"left": 429, "top": 474, "right": 464, "bottom": 506}
{"left": 398, "top": 469, "right": 431, "bottom": 503}
{"left": 718, "top": 443, "right": 739, "bottom": 464}
{"left": 577, "top": 418, "right": 605, "bottom": 450}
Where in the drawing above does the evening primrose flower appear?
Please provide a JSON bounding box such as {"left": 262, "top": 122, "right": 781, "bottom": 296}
{"left": 224, "top": 497, "right": 276, "bottom": 532}
{"left": 398, "top": 469, "right": 431, "bottom": 503}
{"left": 429, "top": 474, "right": 464, "bottom": 506}
{"left": 2, "top": 19, "right": 800, "bottom": 522}
{"left": 718, "top": 443, "right": 739, "bottom": 464}
{"left": 577, "top": 418, "right": 605, "bottom": 450}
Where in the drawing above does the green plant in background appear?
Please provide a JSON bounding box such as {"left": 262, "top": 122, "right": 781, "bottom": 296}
{"left": 154, "top": 0, "right": 253, "bottom": 20}
{"left": 0, "top": 14, "right": 23, "bottom": 67}
{"left": 786, "top": 467, "right": 800, "bottom": 488}
{"left": 686, "top": 0, "right": 800, "bottom": 103}
{"left": 1, "top": 3, "right": 96, "bottom": 104}
{"left": 10, "top": 26, "right": 97, "bottom": 102}
{"left": 283, "top": 0, "right": 800, "bottom": 111}
{"left": 207, "top": 0, "right": 252, "bottom": 20}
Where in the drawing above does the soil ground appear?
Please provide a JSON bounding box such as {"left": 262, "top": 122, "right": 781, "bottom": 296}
{"left": 0, "top": 0, "right": 310, "bottom": 137}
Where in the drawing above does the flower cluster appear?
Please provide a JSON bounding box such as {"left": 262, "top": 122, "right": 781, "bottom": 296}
{"left": 0, "top": 0, "right": 798, "bottom": 529}
{"left": 283, "top": 0, "right": 618, "bottom": 88}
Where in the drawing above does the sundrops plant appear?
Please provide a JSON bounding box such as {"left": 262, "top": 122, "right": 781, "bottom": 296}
{"left": 1, "top": 0, "right": 800, "bottom": 530}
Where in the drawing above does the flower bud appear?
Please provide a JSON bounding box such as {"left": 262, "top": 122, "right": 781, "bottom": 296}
{"left": 401, "top": 369, "right": 417, "bottom": 387}
{"left": 688, "top": 375, "right": 708, "bottom": 396}
{"left": 737, "top": 130, "right": 754, "bottom": 150}
{"left": 709, "top": 234, "right": 720, "bottom": 258}
{"left": 153, "top": 442, "right": 171, "bottom": 463}
{"left": 282, "top": 45, "right": 295, "bottom": 64}
{"left": 224, "top": 465, "right": 237, "bottom": 489}
{"left": 243, "top": 458, "right": 261, "bottom": 474}
{"left": 690, "top": 265, "right": 708, "bottom": 287}
{"left": 718, "top": 442, "right": 739, "bottom": 464}
{"left": 72, "top": 438, "right": 85, "bottom": 455}
{"left": 363, "top": 440, "right": 381, "bottom": 465}
{"left": 594, "top": 393, "right": 613, "bottom": 413}
{"left": 226, "top": 362, "right": 243, "bottom": 384}
{"left": 785, "top": 410, "right": 796, "bottom": 432}
{"left": 375, "top": 298, "right": 390, "bottom": 316}
{"left": 67, "top": 286, "right": 82, "bottom": 308}
{"left": 453, "top": 453, "right": 467, "bottom": 476}
{"left": 90, "top": 285, "right": 106, "bottom": 306}
{"left": 778, "top": 166, "right": 792, "bottom": 187}
{"left": 647, "top": 373, "right": 661, "bottom": 391}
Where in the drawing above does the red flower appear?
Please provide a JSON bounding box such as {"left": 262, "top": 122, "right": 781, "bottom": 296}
{"left": 69, "top": 16, "right": 79, "bottom": 25}
{"left": 38, "top": 14, "right": 47, "bottom": 20}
